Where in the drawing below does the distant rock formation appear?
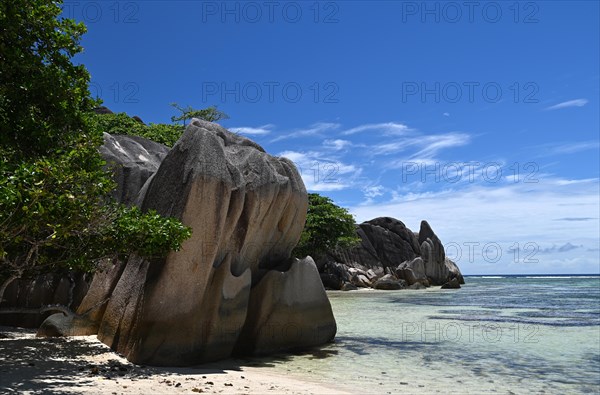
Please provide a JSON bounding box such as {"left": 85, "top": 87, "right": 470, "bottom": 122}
{"left": 320, "top": 217, "right": 464, "bottom": 290}
{"left": 38, "top": 119, "right": 336, "bottom": 366}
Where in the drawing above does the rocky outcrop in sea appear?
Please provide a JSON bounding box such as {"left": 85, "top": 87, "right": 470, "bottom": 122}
{"left": 318, "top": 217, "right": 464, "bottom": 290}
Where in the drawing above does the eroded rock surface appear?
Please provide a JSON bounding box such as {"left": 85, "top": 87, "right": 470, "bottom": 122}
{"left": 47, "top": 119, "right": 335, "bottom": 366}
{"left": 235, "top": 257, "right": 336, "bottom": 356}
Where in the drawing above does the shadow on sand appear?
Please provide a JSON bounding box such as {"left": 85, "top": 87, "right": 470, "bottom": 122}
{"left": 0, "top": 326, "right": 339, "bottom": 393}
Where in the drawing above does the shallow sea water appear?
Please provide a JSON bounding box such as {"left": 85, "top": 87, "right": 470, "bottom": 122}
{"left": 262, "top": 276, "right": 600, "bottom": 394}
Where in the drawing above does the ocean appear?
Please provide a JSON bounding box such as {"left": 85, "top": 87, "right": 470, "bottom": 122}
{"left": 259, "top": 275, "right": 600, "bottom": 394}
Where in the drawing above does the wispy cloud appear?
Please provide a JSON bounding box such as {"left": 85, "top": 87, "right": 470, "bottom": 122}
{"left": 539, "top": 243, "right": 583, "bottom": 254}
{"left": 349, "top": 177, "right": 600, "bottom": 274}
{"left": 361, "top": 184, "right": 386, "bottom": 205}
{"left": 554, "top": 217, "right": 596, "bottom": 222}
{"left": 229, "top": 124, "right": 274, "bottom": 135}
{"left": 323, "top": 139, "right": 352, "bottom": 151}
{"left": 536, "top": 140, "right": 600, "bottom": 155}
{"left": 545, "top": 99, "right": 588, "bottom": 111}
{"left": 277, "top": 150, "right": 359, "bottom": 192}
{"left": 409, "top": 133, "right": 470, "bottom": 160}
{"left": 341, "top": 122, "right": 411, "bottom": 136}
{"left": 270, "top": 122, "right": 340, "bottom": 143}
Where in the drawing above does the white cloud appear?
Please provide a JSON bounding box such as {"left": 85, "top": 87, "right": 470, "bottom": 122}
{"left": 278, "top": 150, "right": 359, "bottom": 192}
{"left": 360, "top": 185, "right": 386, "bottom": 205}
{"left": 363, "top": 185, "right": 385, "bottom": 198}
{"left": 370, "top": 133, "right": 471, "bottom": 171}
{"left": 443, "top": 112, "right": 450, "bottom": 117}
{"left": 545, "top": 99, "right": 588, "bottom": 111}
{"left": 349, "top": 177, "right": 600, "bottom": 275}
{"left": 341, "top": 122, "right": 411, "bottom": 136}
{"left": 409, "top": 133, "right": 470, "bottom": 159}
{"left": 270, "top": 122, "right": 340, "bottom": 143}
{"left": 323, "top": 139, "right": 352, "bottom": 151}
{"left": 229, "top": 124, "right": 274, "bottom": 135}
{"left": 537, "top": 141, "right": 600, "bottom": 155}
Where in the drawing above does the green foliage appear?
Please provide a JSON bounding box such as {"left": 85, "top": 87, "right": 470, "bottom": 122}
{"left": 85, "top": 112, "right": 185, "bottom": 147}
{"left": 0, "top": 0, "right": 94, "bottom": 156}
{"left": 0, "top": 0, "right": 192, "bottom": 294}
{"left": 107, "top": 207, "right": 192, "bottom": 259}
{"left": 143, "top": 123, "right": 186, "bottom": 147}
{"left": 170, "top": 103, "right": 229, "bottom": 125}
{"left": 0, "top": 137, "right": 113, "bottom": 275}
{"left": 293, "top": 193, "right": 360, "bottom": 259}
{"left": 0, "top": 136, "right": 192, "bottom": 282}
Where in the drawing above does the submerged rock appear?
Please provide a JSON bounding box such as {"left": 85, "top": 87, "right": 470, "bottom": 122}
{"left": 441, "top": 277, "right": 461, "bottom": 289}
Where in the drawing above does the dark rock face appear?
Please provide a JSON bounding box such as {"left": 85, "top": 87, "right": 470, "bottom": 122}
{"left": 320, "top": 218, "right": 464, "bottom": 289}
{"left": 131, "top": 115, "right": 145, "bottom": 124}
{"left": 328, "top": 217, "right": 420, "bottom": 272}
{"left": 234, "top": 257, "right": 336, "bottom": 356}
{"left": 37, "top": 312, "right": 97, "bottom": 337}
{"left": 99, "top": 133, "right": 169, "bottom": 207}
{"left": 43, "top": 119, "right": 336, "bottom": 366}
{"left": 0, "top": 273, "right": 90, "bottom": 328}
{"left": 441, "top": 277, "right": 461, "bottom": 289}
{"left": 373, "top": 274, "right": 407, "bottom": 290}
{"left": 93, "top": 106, "right": 113, "bottom": 115}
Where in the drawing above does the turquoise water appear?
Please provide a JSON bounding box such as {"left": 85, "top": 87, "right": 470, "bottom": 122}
{"left": 265, "top": 276, "right": 600, "bottom": 394}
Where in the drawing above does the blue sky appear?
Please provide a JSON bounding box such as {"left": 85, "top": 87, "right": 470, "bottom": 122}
{"left": 67, "top": 1, "right": 599, "bottom": 274}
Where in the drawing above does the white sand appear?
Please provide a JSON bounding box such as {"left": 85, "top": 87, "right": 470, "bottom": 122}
{"left": 0, "top": 326, "right": 349, "bottom": 394}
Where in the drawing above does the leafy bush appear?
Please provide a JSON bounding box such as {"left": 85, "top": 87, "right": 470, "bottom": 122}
{"left": 0, "top": 136, "right": 192, "bottom": 297}
{"left": 293, "top": 193, "right": 360, "bottom": 259}
{"left": 85, "top": 112, "right": 184, "bottom": 147}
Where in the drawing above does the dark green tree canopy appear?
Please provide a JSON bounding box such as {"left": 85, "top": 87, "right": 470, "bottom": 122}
{"left": 293, "top": 193, "right": 360, "bottom": 259}
{"left": 0, "top": 0, "right": 191, "bottom": 302}
{"left": 0, "top": 0, "right": 93, "bottom": 156}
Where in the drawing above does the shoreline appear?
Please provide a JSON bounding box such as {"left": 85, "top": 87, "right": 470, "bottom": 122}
{"left": 0, "top": 326, "right": 349, "bottom": 394}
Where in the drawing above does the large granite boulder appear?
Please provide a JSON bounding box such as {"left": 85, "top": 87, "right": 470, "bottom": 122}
{"left": 373, "top": 274, "right": 407, "bottom": 290}
{"left": 234, "top": 257, "right": 336, "bottom": 355}
{"left": 321, "top": 218, "right": 464, "bottom": 288}
{"left": 45, "top": 119, "right": 335, "bottom": 366}
{"left": 396, "top": 257, "right": 429, "bottom": 286}
{"left": 99, "top": 133, "right": 169, "bottom": 206}
{"left": 418, "top": 221, "right": 464, "bottom": 285}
